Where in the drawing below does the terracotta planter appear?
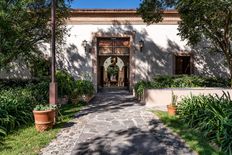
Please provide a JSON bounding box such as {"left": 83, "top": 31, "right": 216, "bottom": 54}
{"left": 167, "top": 105, "right": 177, "bottom": 116}
{"left": 33, "top": 110, "right": 55, "bottom": 132}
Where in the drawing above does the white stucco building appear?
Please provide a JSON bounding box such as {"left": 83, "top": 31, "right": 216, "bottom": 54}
{"left": 0, "top": 9, "right": 229, "bottom": 91}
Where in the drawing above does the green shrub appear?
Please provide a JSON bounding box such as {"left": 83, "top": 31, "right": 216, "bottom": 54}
{"left": 56, "top": 70, "right": 75, "bottom": 97}
{"left": 134, "top": 75, "right": 230, "bottom": 97}
{"left": 171, "top": 75, "right": 205, "bottom": 87}
{"left": 134, "top": 81, "right": 152, "bottom": 97}
{"left": 0, "top": 80, "right": 50, "bottom": 143}
{"left": 73, "top": 80, "right": 95, "bottom": 98}
{"left": 0, "top": 89, "right": 35, "bottom": 141}
{"left": 0, "top": 79, "right": 39, "bottom": 90}
{"left": 177, "top": 92, "right": 232, "bottom": 153}
{"left": 203, "top": 77, "right": 230, "bottom": 87}
{"left": 0, "top": 126, "right": 6, "bottom": 144}
{"left": 0, "top": 78, "right": 49, "bottom": 103}
{"left": 82, "top": 80, "right": 95, "bottom": 96}
{"left": 28, "top": 81, "right": 49, "bottom": 103}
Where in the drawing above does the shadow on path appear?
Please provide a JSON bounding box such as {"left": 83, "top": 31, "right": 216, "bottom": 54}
{"left": 71, "top": 123, "right": 193, "bottom": 155}
{"left": 70, "top": 91, "right": 195, "bottom": 155}
{"left": 74, "top": 91, "right": 143, "bottom": 118}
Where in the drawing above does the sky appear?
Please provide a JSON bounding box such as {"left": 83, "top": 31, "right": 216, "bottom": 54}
{"left": 69, "top": 0, "right": 141, "bottom": 9}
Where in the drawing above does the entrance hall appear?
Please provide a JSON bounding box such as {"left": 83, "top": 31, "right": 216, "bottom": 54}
{"left": 97, "top": 37, "right": 130, "bottom": 90}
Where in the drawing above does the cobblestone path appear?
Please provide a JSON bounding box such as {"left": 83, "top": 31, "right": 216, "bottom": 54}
{"left": 40, "top": 91, "right": 196, "bottom": 155}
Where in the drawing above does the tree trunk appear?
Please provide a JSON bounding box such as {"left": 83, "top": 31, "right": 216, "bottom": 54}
{"left": 229, "top": 59, "right": 232, "bottom": 87}
{"left": 229, "top": 66, "right": 232, "bottom": 87}
{"left": 223, "top": 47, "right": 232, "bottom": 87}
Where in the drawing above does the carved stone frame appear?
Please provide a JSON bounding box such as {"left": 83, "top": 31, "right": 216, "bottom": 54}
{"left": 91, "top": 31, "right": 136, "bottom": 92}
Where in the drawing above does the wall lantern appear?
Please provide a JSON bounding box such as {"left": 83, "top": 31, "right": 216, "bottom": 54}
{"left": 139, "top": 39, "right": 144, "bottom": 52}
{"left": 82, "top": 40, "right": 88, "bottom": 51}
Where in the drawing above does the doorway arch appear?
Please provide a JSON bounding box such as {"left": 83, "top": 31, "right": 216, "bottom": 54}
{"left": 101, "top": 57, "right": 126, "bottom": 87}
{"left": 92, "top": 34, "right": 135, "bottom": 92}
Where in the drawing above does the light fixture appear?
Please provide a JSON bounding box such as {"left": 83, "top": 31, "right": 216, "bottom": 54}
{"left": 139, "top": 39, "right": 144, "bottom": 52}
{"left": 82, "top": 40, "right": 88, "bottom": 51}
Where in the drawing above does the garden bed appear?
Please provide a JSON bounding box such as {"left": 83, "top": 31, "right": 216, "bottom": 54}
{"left": 0, "top": 70, "right": 95, "bottom": 145}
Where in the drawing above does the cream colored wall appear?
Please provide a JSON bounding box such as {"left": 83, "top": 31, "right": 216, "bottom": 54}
{"left": 62, "top": 24, "right": 188, "bottom": 84}
{"left": 1, "top": 21, "right": 229, "bottom": 84}
{"left": 0, "top": 60, "right": 31, "bottom": 79}
{"left": 61, "top": 23, "right": 229, "bottom": 89}
{"left": 143, "top": 88, "right": 232, "bottom": 110}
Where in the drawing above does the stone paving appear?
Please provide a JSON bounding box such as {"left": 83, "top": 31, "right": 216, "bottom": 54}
{"left": 40, "top": 90, "right": 197, "bottom": 155}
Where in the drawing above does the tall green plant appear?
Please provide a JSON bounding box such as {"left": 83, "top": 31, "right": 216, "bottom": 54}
{"left": 0, "top": 89, "right": 34, "bottom": 136}
{"left": 71, "top": 80, "right": 95, "bottom": 99}
{"left": 0, "top": 81, "right": 50, "bottom": 144}
{"left": 56, "top": 70, "right": 75, "bottom": 97}
{"left": 177, "top": 92, "right": 232, "bottom": 153}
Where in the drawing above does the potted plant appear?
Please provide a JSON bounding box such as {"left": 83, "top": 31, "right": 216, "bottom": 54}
{"left": 107, "top": 66, "right": 119, "bottom": 81}
{"left": 33, "top": 104, "right": 57, "bottom": 132}
{"left": 167, "top": 91, "right": 178, "bottom": 116}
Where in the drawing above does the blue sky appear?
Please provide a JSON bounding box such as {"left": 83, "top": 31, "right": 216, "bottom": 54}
{"left": 69, "top": 0, "right": 141, "bottom": 9}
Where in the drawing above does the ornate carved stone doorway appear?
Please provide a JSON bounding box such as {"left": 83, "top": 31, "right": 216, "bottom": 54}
{"left": 97, "top": 37, "right": 130, "bottom": 90}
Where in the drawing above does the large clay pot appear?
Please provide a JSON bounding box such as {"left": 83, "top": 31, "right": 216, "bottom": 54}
{"left": 33, "top": 110, "right": 55, "bottom": 132}
{"left": 167, "top": 105, "right": 177, "bottom": 116}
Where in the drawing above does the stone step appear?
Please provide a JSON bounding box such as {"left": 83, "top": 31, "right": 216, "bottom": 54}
{"left": 99, "top": 86, "right": 129, "bottom": 93}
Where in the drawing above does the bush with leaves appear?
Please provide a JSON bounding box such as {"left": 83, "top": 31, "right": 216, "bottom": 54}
{"left": 0, "top": 79, "right": 39, "bottom": 90}
{"left": 56, "top": 70, "right": 75, "bottom": 97}
{"left": 72, "top": 80, "right": 95, "bottom": 99}
{"left": 177, "top": 92, "right": 232, "bottom": 153}
{"left": 134, "top": 81, "right": 152, "bottom": 98}
{"left": 0, "top": 79, "right": 51, "bottom": 143}
{"left": 0, "top": 88, "right": 35, "bottom": 142}
{"left": 28, "top": 80, "right": 49, "bottom": 103}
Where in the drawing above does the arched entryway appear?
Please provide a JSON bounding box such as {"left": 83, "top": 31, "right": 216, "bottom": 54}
{"left": 99, "top": 56, "right": 129, "bottom": 88}
{"left": 97, "top": 37, "right": 130, "bottom": 90}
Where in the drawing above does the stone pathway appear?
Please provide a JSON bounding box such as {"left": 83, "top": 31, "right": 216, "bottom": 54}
{"left": 40, "top": 90, "right": 196, "bottom": 155}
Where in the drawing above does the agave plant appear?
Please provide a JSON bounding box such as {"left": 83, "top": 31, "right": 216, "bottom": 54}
{"left": 171, "top": 91, "right": 178, "bottom": 106}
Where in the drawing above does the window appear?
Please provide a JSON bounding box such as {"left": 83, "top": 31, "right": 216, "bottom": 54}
{"left": 175, "top": 54, "right": 192, "bottom": 75}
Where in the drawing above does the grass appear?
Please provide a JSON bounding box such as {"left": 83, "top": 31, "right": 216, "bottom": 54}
{"left": 0, "top": 103, "right": 83, "bottom": 155}
{"left": 154, "top": 111, "right": 224, "bottom": 155}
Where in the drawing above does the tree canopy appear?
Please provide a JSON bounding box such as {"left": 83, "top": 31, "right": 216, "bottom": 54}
{"left": 137, "top": 0, "right": 232, "bottom": 83}
{"left": 0, "top": 0, "right": 71, "bottom": 73}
